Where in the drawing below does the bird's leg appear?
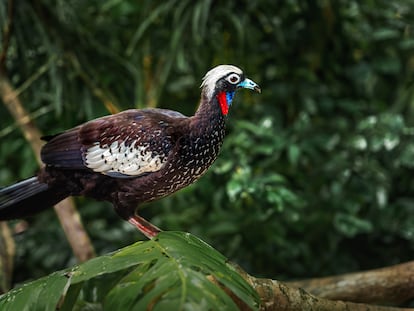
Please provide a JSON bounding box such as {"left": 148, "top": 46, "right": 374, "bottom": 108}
{"left": 128, "top": 214, "right": 162, "bottom": 239}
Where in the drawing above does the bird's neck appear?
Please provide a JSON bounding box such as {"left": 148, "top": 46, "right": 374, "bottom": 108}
{"left": 192, "top": 91, "right": 226, "bottom": 134}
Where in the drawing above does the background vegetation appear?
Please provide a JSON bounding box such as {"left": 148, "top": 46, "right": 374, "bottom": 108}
{"left": 1, "top": 0, "right": 414, "bottom": 288}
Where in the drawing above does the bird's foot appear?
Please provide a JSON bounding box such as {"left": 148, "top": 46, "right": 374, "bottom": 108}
{"left": 128, "top": 215, "right": 161, "bottom": 239}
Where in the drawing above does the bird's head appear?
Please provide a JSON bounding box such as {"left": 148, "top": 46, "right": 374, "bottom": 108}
{"left": 201, "top": 65, "right": 261, "bottom": 116}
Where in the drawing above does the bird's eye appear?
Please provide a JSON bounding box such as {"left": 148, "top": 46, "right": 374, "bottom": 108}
{"left": 226, "top": 73, "right": 241, "bottom": 85}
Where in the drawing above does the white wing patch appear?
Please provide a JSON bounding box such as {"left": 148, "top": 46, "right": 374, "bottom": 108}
{"left": 84, "top": 141, "right": 166, "bottom": 176}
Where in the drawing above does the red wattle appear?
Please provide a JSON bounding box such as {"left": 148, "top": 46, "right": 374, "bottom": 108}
{"left": 217, "top": 92, "right": 228, "bottom": 115}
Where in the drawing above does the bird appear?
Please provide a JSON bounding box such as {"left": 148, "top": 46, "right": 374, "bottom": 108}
{"left": 0, "top": 65, "right": 260, "bottom": 238}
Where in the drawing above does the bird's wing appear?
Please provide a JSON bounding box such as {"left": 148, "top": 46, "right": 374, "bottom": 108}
{"left": 41, "top": 109, "right": 186, "bottom": 178}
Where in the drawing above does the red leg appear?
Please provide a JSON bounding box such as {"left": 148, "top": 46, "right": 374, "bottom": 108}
{"left": 128, "top": 214, "right": 161, "bottom": 239}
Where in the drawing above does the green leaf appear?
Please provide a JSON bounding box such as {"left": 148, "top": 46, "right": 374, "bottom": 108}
{"left": 226, "top": 179, "right": 243, "bottom": 201}
{"left": 0, "top": 271, "right": 70, "bottom": 311}
{"left": 287, "top": 144, "right": 301, "bottom": 166}
{"left": 371, "top": 28, "right": 400, "bottom": 41}
{"left": 0, "top": 232, "right": 259, "bottom": 311}
{"left": 334, "top": 214, "right": 373, "bottom": 238}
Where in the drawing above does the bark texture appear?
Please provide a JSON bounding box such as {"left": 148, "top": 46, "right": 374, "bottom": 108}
{"left": 230, "top": 262, "right": 414, "bottom": 310}
{"left": 287, "top": 260, "right": 414, "bottom": 306}
{"left": 0, "top": 71, "right": 95, "bottom": 263}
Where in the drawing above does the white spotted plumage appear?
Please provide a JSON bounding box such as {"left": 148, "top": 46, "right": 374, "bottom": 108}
{"left": 85, "top": 141, "right": 166, "bottom": 176}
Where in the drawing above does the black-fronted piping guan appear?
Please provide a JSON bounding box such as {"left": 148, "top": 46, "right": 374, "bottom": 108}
{"left": 0, "top": 65, "right": 261, "bottom": 238}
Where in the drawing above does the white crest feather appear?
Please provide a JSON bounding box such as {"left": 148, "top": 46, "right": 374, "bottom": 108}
{"left": 200, "top": 65, "right": 243, "bottom": 99}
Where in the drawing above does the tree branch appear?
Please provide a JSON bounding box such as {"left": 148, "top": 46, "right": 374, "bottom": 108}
{"left": 225, "top": 262, "right": 414, "bottom": 311}
{"left": 0, "top": 0, "right": 14, "bottom": 72}
{"left": 0, "top": 71, "right": 95, "bottom": 263}
{"left": 250, "top": 278, "right": 414, "bottom": 311}
{"left": 287, "top": 260, "right": 414, "bottom": 306}
{"left": 230, "top": 261, "right": 414, "bottom": 310}
{"left": 0, "top": 222, "right": 14, "bottom": 294}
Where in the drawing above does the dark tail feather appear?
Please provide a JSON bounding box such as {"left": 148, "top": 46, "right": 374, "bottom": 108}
{"left": 0, "top": 177, "right": 68, "bottom": 220}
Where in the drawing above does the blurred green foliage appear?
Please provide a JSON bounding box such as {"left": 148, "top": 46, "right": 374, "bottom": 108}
{"left": 1, "top": 0, "right": 414, "bottom": 285}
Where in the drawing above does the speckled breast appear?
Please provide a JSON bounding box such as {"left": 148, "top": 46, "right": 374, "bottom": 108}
{"left": 138, "top": 126, "right": 226, "bottom": 202}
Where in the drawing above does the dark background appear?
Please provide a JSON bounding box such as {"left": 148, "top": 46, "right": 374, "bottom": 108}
{"left": 1, "top": 0, "right": 414, "bottom": 285}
